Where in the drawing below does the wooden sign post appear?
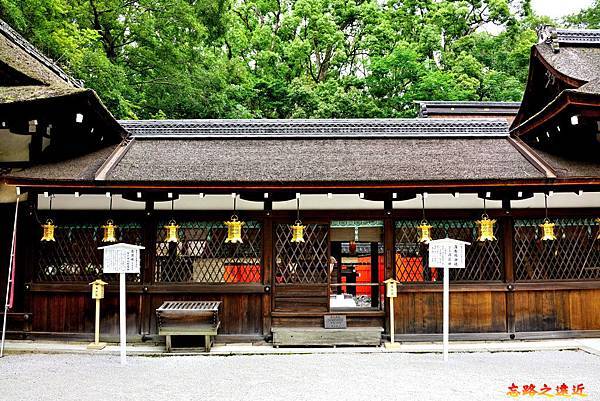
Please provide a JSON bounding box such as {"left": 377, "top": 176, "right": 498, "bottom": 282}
{"left": 98, "top": 243, "right": 144, "bottom": 365}
{"left": 87, "top": 279, "right": 108, "bottom": 350}
{"left": 429, "top": 238, "right": 469, "bottom": 361}
{"left": 383, "top": 278, "right": 399, "bottom": 348}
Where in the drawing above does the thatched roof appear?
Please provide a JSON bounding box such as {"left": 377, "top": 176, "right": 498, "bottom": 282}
{"left": 8, "top": 145, "right": 120, "bottom": 181}
{"left": 529, "top": 147, "right": 600, "bottom": 178}
{"left": 5, "top": 119, "right": 549, "bottom": 185}
{"left": 104, "top": 136, "right": 542, "bottom": 183}
{"left": 0, "top": 19, "right": 81, "bottom": 87}
{"left": 0, "top": 85, "right": 87, "bottom": 104}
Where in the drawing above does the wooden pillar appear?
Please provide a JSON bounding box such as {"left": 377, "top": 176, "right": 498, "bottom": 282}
{"left": 502, "top": 199, "right": 516, "bottom": 339}
{"left": 22, "top": 192, "right": 38, "bottom": 337}
{"left": 262, "top": 202, "right": 273, "bottom": 338}
{"left": 141, "top": 201, "right": 156, "bottom": 337}
{"left": 383, "top": 218, "right": 394, "bottom": 337}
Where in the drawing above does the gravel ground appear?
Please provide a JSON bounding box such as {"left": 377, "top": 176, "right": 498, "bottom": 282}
{"left": 0, "top": 351, "right": 598, "bottom": 401}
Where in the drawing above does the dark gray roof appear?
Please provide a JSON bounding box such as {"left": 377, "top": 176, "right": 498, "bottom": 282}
{"left": 417, "top": 101, "right": 520, "bottom": 117}
{"left": 0, "top": 19, "right": 81, "bottom": 87}
{"left": 101, "top": 137, "right": 543, "bottom": 183}
{"left": 119, "top": 118, "right": 509, "bottom": 139}
{"left": 0, "top": 85, "right": 87, "bottom": 104}
{"left": 539, "top": 26, "right": 600, "bottom": 46}
{"left": 8, "top": 145, "right": 119, "bottom": 181}
{"left": 535, "top": 41, "right": 600, "bottom": 82}
{"left": 529, "top": 147, "right": 600, "bottom": 178}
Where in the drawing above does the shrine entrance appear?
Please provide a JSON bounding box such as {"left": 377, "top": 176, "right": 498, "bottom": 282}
{"left": 329, "top": 221, "right": 384, "bottom": 311}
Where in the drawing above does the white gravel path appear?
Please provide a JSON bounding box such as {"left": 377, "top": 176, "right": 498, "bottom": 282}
{"left": 0, "top": 351, "right": 598, "bottom": 401}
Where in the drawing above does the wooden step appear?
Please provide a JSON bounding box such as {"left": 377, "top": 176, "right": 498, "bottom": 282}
{"left": 272, "top": 327, "right": 383, "bottom": 347}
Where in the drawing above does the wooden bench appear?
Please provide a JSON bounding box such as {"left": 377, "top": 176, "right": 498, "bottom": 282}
{"left": 156, "top": 301, "right": 221, "bottom": 352}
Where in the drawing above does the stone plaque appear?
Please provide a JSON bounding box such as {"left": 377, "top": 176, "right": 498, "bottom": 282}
{"left": 324, "top": 314, "right": 347, "bottom": 329}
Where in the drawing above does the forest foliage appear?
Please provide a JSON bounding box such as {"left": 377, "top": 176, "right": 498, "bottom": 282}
{"left": 0, "top": 0, "right": 597, "bottom": 119}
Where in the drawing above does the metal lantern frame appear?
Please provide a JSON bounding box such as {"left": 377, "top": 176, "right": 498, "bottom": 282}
{"left": 101, "top": 195, "right": 117, "bottom": 243}
{"left": 164, "top": 200, "right": 179, "bottom": 243}
{"left": 225, "top": 194, "right": 244, "bottom": 244}
{"left": 540, "top": 194, "right": 557, "bottom": 241}
{"left": 41, "top": 195, "right": 56, "bottom": 242}
{"left": 417, "top": 194, "right": 432, "bottom": 244}
{"left": 290, "top": 197, "right": 305, "bottom": 243}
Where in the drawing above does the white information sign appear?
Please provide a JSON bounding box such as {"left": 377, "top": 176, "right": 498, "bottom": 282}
{"left": 98, "top": 243, "right": 144, "bottom": 365}
{"left": 429, "top": 238, "right": 467, "bottom": 270}
{"left": 99, "top": 243, "right": 144, "bottom": 274}
{"left": 428, "top": 238, "right": 470, "bottom": 362}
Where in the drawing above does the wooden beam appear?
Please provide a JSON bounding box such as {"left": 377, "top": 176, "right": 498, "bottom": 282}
{"left": 262, "top": 213, "right": 273, "bottom": 337}
{"left": 502, "top": 201, "right": 516, "bottom": 338}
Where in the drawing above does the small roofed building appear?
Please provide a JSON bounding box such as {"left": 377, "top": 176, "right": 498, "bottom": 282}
{"left": 511, "top": 26, "right": 600, "bottom": 183}
{"left": 1, "top": 20, "right": 600, "bottom": 347}
{"left": 417, "top": 101, "right": 521, "bottom": 124}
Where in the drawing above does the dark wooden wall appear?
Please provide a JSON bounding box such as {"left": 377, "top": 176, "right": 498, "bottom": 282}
{"left": 8, "top": 202, "right": 600, "bottom": 342}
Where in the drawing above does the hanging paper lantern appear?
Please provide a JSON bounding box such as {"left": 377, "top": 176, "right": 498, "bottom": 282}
{"left": 164, "top": 220, "right": 179, "bottom": 243}
{"left": 476, "top": 214, "right": 497, "bottom": 242}
{"left": 539, "top": 218, "right": 557, "bottom": 241}
{"left": 41, "top": 219, "right": 56, "bottom": 242}
{"left": 291, "top": 221, "right": 305, "bottom": 243}
{"left": 417, "top": 220, "right": 432, "bottom": 244}
{"left": 224, "top": 215, "right": 244, "bottom": 243}
{"left": 101, "top": 219, "right": 117, "bottom": 243}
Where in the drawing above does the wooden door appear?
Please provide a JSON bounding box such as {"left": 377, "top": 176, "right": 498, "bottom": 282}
{"left": 272, "top": 223, "right": 330, "bottom": 314}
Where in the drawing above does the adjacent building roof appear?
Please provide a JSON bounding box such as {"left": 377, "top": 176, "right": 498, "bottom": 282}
{"left": 417, "top": 101, "right": 520, "bottom": 119}
{"left": 512, "top": 26, "right": 600, "bottom": 131}
{"left": 0, "top": 19, "right": 81, "bottom": 87}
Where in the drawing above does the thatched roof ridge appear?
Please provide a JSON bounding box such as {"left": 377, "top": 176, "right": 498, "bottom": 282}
{"left": 119, "top": 118, "right": 510, "bottom": 139}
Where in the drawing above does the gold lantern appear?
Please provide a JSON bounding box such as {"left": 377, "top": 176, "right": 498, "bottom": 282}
{"left": 164, "top": 220, "right": 179, "bottom": 243}
{"left": 476, "top": 214, "right": 497, "bottom": 242}
{"left": 102, "top": 219, "right": 117, "bottom": 243}
{"left": 291, "top": 220, "right": 305, "bottom": 243}
{"left": 41, "top": 219, "right": 56, "bottom": 242}
{"left": 225, "top": 215, "right": 244, "bottom": 243}
{"left": 539, "top": 218, "right": 557, "bottom": 241}
{"left": 417, "top": 220, "right": 432, "bottom": 244}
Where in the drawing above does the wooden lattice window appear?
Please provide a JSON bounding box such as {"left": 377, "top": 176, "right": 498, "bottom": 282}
{"left": 274, "top": 224, "right": 329, "bottom": 284}
{"left": 514, "top": 217, "right": 600, "bottom": 281}
{"left": 154, "top": 220, "right": 262, "bottom": 283}
{"left": 37, "top": 222, "right": 143, "bottom": 282}
{"left": 394, "top": 219, "right": 503, "bottom": 283}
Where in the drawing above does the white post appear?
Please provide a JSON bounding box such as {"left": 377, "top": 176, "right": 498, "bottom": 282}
{"left": 119, "top": 272, "right": 126, "bottom": 365}
{"left": 443, "top": 265, "right": 449, "bottom": 362}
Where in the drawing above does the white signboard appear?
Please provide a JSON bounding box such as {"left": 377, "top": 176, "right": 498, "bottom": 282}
{"left": 97, "top": 243, "right": 144, "bottom": 365}
{"left": 428, "top": 238, "right": 470, "bottom": 362}
{"left": 429, "top": 238, "right": 468, "bottom": 269}
{"left": 99, "top": 243, "right": 144, "bottom": 274}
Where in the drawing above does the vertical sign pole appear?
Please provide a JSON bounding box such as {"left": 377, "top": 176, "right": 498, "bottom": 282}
{"left": 389, "top": 296, "right": 395, "bottom": 344}
{"left": 443, "top": 265, "right": 449, "bottom": 362}
{"left": 94, "top": 298, "right": 101, "bottom": 345}
{"left": 119, "top": 272, "right": 126, "bottom": 365}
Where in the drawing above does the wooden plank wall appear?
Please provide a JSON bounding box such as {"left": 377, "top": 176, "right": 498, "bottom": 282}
{"left": 515, "top": 289, "right": 600, "bottom": 332}
{"left": 28, "top": 292, "right": 264, "bottom": 338}
{"left": 273, "top": 284, "right": 328, "bottom": 313}
{"left": 393, "top": 291, "right": 507, "bottom": 334}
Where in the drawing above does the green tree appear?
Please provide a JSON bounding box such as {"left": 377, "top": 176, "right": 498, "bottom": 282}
{"left": 0, "top": 0, "right": 545, "bottom": 119}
